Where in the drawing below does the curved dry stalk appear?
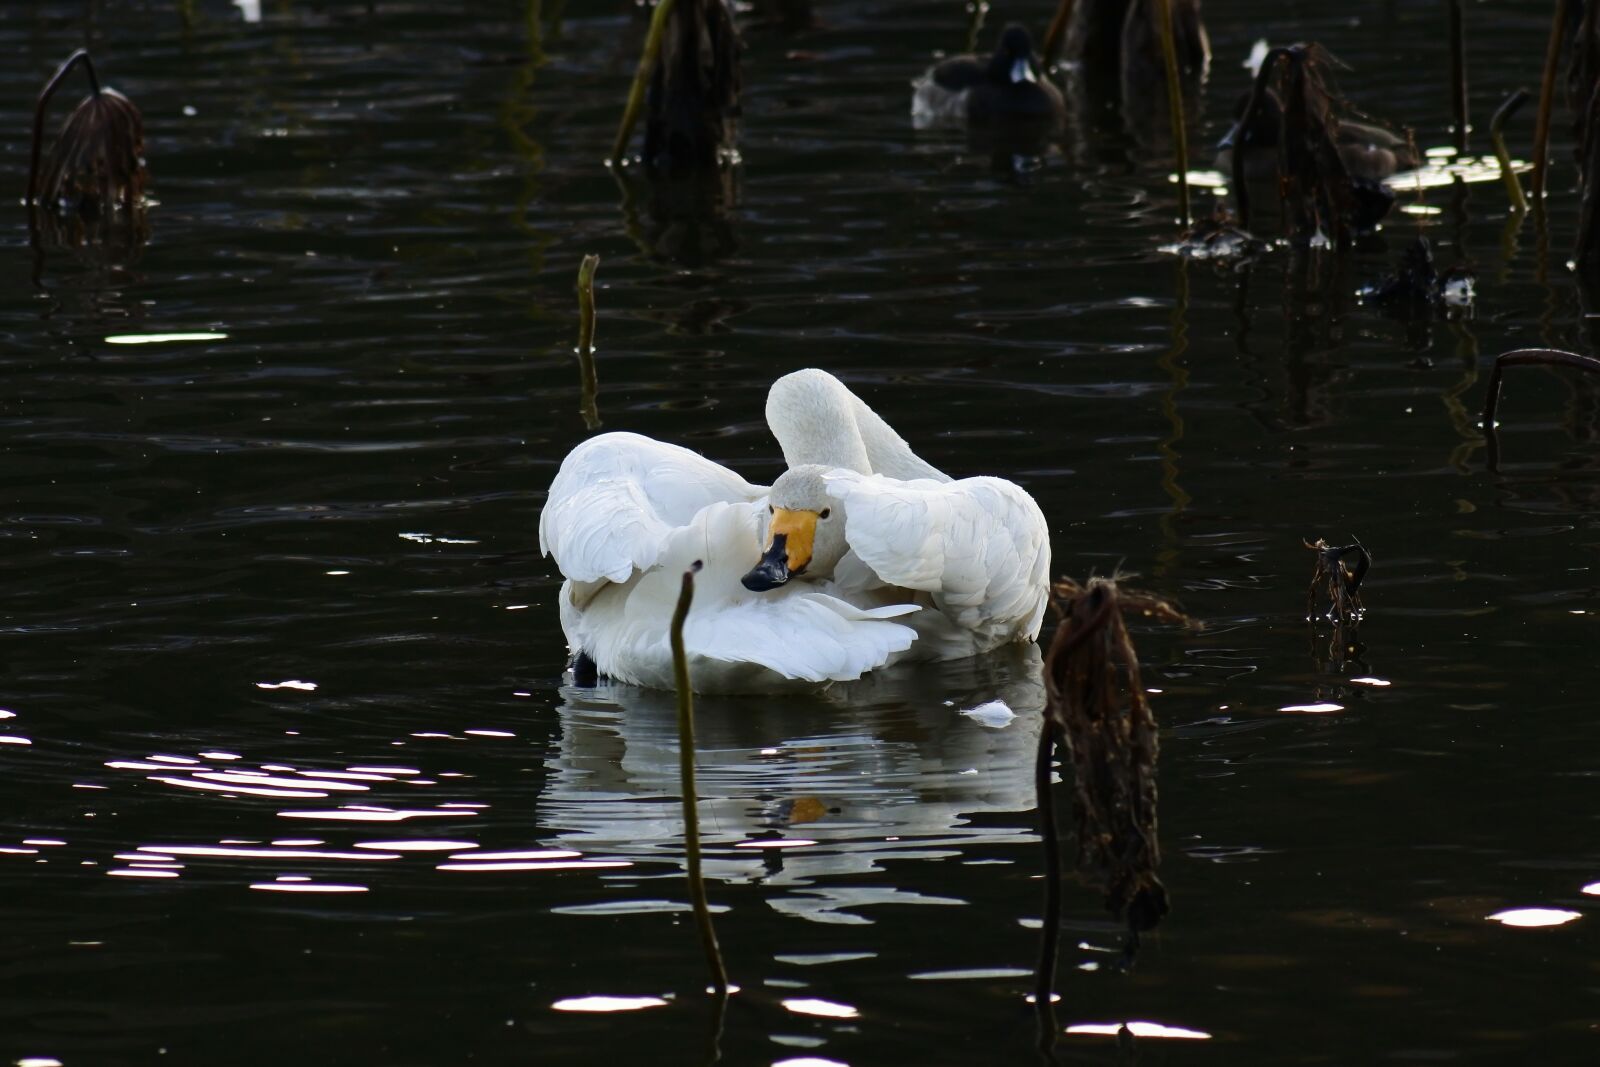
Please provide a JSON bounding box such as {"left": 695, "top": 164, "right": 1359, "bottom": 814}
{"left": 670, "top": 562, "right": 729, "bottom": 997}
{"left": 1482, "top": 347, "right": 1600, "bottom": 469}
{"left": 610, "top": 0, "right": 679, "bottom": 166}
{"left": 28, "top": 49, "right": 101, "bottom": 207}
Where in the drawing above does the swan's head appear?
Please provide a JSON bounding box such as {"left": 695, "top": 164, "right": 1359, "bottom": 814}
{"left": 741, "top": 466, "right": 847, "bottom": 592}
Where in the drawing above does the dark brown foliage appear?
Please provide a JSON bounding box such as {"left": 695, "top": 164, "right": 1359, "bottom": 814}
{"left": 645, "top": 0, "right": 742, "bottom": 174}
{"left": 1042, "top": 577, "right": 1189, "bottom": 933}
{"left": 1227, "top": 45, "right": 1403, "bottom": 243}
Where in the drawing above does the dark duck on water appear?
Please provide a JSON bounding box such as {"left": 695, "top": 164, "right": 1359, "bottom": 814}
{"left": 912, "top": 24, "right": 1065, "bottom": 130}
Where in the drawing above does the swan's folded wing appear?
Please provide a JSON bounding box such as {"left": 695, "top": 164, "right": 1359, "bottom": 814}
{"left": 687, "top": 594, "right": 920, "bottom": 684}
{"left": 539, "top": 432, "right": 764, "bottom": 584}
{"left": 826, "top": 471, "right": 1051, "bottom": 639}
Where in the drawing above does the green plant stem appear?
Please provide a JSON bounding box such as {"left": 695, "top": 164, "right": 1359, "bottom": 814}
{"left": 1492, "top": 89, "right": 1530, "bottom": 213}
{"left": 1152, "top": 0, "right": 1190, "bottom": 228}
{"left": 671, "top": 563, "right": 729, "bottom": 996}
{"left": 609, "top": 0, "right": 678, "bottom": 166}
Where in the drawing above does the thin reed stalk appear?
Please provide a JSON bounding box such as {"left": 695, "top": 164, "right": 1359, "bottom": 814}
{"left": 1041, "top": 0, "right": 1076, "bottom": 63}
{"left": 670, "top": 562, "right": 729, "bottom": 997}
{"left": 610, "top": 0, "right": 679, "bottom": 166}
{"left": 1032, "top": 718, "right": 1063, "bottom": 1057}
{"left": 1448, "top": 0, "right": 1469, "bottom": 153}
{"left": 1532, "top": 0, "right": 1573, "bottom": 202}
{"left": 1153, "top": 0, "right": 1190, "bottom": 227}
{"left": 1491, "top": 90, "right": 1530, "bottom": 212}
{"left": 576, "top": 254, "right": 601, "bottom": 428}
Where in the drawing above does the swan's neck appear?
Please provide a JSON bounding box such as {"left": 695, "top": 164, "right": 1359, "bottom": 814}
{"left": 766, "top": 369, "right": 950, "bottom": 483}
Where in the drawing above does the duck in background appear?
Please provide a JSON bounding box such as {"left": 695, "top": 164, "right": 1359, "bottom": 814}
{"left": 911, "top": 24, "right": 1065, "bottom": 131}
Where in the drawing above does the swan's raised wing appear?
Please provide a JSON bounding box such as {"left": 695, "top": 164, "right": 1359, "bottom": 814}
{"left": 540, "top": 432, "right": 764, "bottom": 584}
{"left": 825, "top": 471, "right": 1050, "bottom": 641}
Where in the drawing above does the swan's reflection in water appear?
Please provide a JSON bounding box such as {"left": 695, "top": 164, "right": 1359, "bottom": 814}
{"left": 539, "top": 646, "right": 1045, "bottom": 922}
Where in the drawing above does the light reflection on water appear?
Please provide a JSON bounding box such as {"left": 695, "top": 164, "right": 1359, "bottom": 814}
{"left": 537, "top": 648, "right": 1044, "bottom": 905}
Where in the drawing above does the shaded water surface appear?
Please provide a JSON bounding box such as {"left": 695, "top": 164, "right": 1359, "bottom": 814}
{"left": 4, "top": 1, "right": 1600, "bottom": 1063}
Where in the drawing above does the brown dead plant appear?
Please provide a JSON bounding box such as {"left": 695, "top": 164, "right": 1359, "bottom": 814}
{"left": 1304, "top": 537, "right": 1369, "bottom": 625}
{"left": 1042, "top": 576, "right": 1190, "bottom": 935}
{"left": 28, "top": 50, "right": 146, "bottom": 225}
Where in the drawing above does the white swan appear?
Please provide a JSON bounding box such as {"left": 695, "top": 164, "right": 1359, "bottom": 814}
{"left": 538, "top": 369, "right": 1050, "bottom": 693}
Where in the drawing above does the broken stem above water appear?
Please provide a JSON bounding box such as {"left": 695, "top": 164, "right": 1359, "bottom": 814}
{"left": 576, "top": 254, "right": 600, "bottom": 429}
{"left": 609, "top": 0, "right": 678, "bottom": 166}
{"left": 671, "top": 562, "right": 729, "bottom": 998}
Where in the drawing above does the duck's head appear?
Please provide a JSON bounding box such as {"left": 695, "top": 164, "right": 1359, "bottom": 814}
{"left": 988, "top": 24, "right": 1038, "bottom": 85}
{"left": 741, "top": 465, "right": 847, "bottom": 592}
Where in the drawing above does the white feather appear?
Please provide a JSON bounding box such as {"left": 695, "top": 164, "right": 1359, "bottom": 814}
{"left": 539, "top": 432, "right": 763, "bottom": 584}
{"left": 824, "top": 471, "right": 1050, "bottom": 646}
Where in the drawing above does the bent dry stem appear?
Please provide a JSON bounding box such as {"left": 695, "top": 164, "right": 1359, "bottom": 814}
{"left": 28, "top": 49, "right": 100, "bottom": 207}
{"left": 1481, "top": 348, "right": 1600, "bottom": 469}
{"left": 670, "top": 562, "right": 730, "bottom": 997}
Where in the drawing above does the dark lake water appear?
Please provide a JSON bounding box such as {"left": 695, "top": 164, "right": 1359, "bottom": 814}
{"left": 5, "top": 1, "right": 1600, "bottom": 1063}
